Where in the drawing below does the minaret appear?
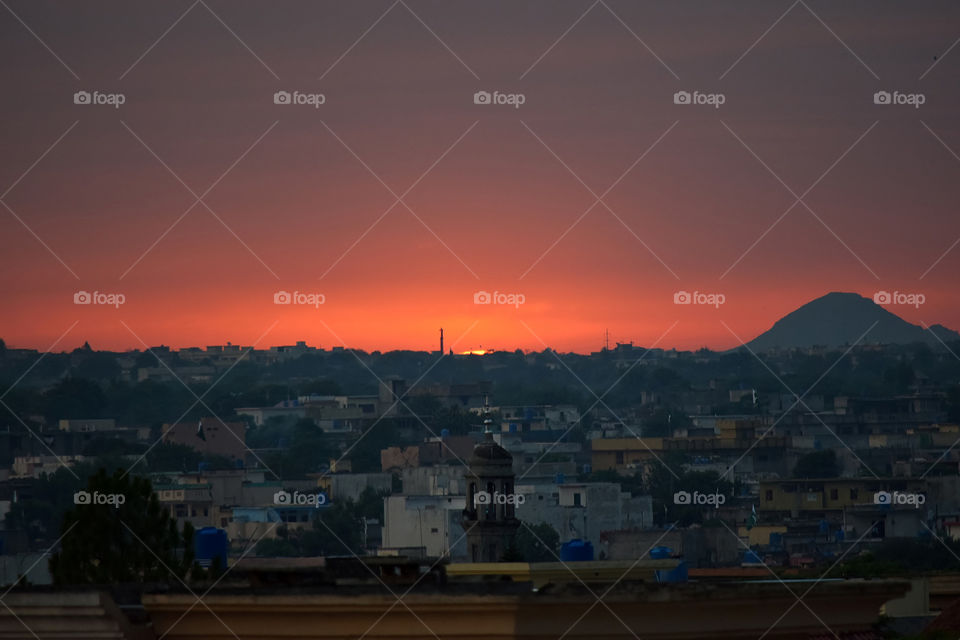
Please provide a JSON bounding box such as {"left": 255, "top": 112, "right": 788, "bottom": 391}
{"left": 462, "top": 396, "right": 519, "bottom": 562}
{"left": 440, "top": 328, "right": 444, "bottom": 354}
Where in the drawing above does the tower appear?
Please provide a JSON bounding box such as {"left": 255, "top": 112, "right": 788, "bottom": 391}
{"left": 440, "top": 327, "right": 444, "bottom": 354}
{"left": 462, "top": 398, "right": 519, "bottom": 562}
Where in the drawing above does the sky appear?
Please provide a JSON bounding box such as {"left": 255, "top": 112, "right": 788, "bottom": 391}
{"left": 1, "top": 0, "right": 959, "bottom": 354}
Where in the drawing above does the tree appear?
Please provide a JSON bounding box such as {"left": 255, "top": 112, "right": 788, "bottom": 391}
{"left": 508, "top": 522, "right": 560, "bottom": 562}
{"left": 49, "top": 468, "right": 194, "bottom": 584}
{"left": 793, "top": 450, "right": 838, "bottom": 478}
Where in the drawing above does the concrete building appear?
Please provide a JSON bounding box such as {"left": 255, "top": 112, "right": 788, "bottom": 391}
{"left": 381, "top": 495, "right": 466, "bottom": 558}
{"left": 161, "top": 418, "right": 247, "bottom": 461}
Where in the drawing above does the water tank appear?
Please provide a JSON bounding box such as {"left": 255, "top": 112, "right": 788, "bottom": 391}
{"left": 198, "top": 461, "right": 210, "bottom": 472}
{"left": 440, "top": 428, "right": 450, "bottom": 438}
{"left": 508, "top": 423, "right": 517, "bottom": 433}
{"left": 769, "top": 532, "right": 783, "bottom": 547}
{"left": 194, "top": 527, "right": 228, "bottom": 569}
{"left": 649, "top": 546, "right": 673, "bottom": 559}
{"left": 560, "top": 539, "right": 594, "bottom": 562}
{"left": 655, "top": 561, "right": 688, "bottom": 583}
{"left": 554, "top": 472, "right": 565, "bottom": 484}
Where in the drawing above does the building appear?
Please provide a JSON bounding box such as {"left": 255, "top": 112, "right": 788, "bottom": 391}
{"left": 381, "top": 495, "right": 466, "bottom": 558}
{"left": 461, "top": 424, "right": 520, "bottom": 563}
{"left": 161, "top": 418, "right": 247, "bottom": 461}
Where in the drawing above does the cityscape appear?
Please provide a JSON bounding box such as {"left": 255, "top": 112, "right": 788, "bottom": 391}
{"left": 3, "top": 1, "right": 960, "bottom": 639}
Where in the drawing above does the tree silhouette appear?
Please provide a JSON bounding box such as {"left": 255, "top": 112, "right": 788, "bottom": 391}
{"left": 49, "top": 468, "right": 194, "bottom": 584}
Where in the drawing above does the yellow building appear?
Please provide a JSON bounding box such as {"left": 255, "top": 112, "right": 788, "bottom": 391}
{"left": 759, "top": 478, "right": 928, "bottom": 514}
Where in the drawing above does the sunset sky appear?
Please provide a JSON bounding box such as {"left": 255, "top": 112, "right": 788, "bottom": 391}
{"left": 1, "top": 0, "right": 959, "bottom": 354}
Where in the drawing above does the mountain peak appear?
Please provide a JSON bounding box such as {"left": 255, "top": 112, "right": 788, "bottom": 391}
{"left": 743, "top": 292, "right": 958, "bottom": 351}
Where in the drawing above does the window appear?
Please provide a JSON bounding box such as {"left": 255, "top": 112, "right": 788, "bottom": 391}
{"left": 850, "top": 489, "right": 859, "bottom": 500}
{"left": 573, "top": 493, "right": 582, "bottom": 506}
{"left": 615, "top": 452, "right": 624, "bottom": 464}
{"left": 430, "top": 528, "right": 438, "bottom": 533}
{"left": 765, "top": 490, "right": 773, "bottom": 500}
{"left": 829, "top": 489, "right": 838, "bottom": 500}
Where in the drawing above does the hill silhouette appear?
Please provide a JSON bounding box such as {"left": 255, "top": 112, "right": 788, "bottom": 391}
{"left": 744, "top": 292, "right": 959, "bottom": 351}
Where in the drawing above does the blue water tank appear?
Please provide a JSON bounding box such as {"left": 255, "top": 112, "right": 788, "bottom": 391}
{"left": 440, "top": 428, "right": 450, "bottom": 438}
{"left": 649, "top": 546, "right": 673, "bottom": 559}
{"left": 234, "top": 458, "right": 244, "bottom": 469}
{"left": 194, "top": 527, "right": 228, "bottom": 569}
{"left": 554, "top": 473, "right": 565, "bottom": 484}
{"left": 508, "top": 423, "right": 517, "bottom": 433}
{"left": 560, "top": 539, "right": 594, "bottom": 562}
{"left": 655, "top": 561, "right": 688, "bottom": 583}
{"left": 743, "top": 550, "right": 762, "bottom": 564}
{"left": 769, "top": 532, "right": 783, "bottom": 547}
{"left": 198, "top": 461, "right": 210, "bottom": 472}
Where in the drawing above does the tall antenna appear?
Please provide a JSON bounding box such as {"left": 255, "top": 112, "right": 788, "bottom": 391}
{"left": 439, "top": 328, "right": 444, "bottom": 354}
